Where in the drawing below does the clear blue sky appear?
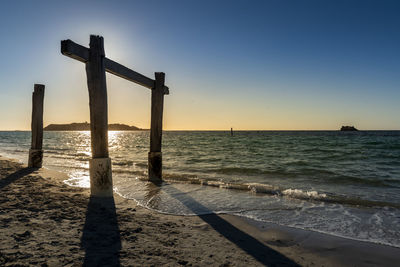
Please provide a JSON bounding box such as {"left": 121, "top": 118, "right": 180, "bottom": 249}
{"left": 0, "top": 0, "right": 399, "bottom": 130}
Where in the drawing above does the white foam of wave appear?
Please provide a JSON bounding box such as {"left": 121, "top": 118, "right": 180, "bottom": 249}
{"left": 246, "top": 183, "right": 278, "bottom": 194}
{"left": 236, "top": 211, "right": 400, "bottom": 248}
{"left": 63, "top": 171, "right": 90, "bottom": 188}
{"left": 282, "top": 188, "right": 327, "bottom": 200}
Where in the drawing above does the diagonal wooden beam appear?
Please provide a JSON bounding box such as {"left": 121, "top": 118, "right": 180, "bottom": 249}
{"left": 61, "top": 39, "right": 169, "bottom": 94}
{"left": 105, "top": 59, "right": 154, "bottom": 90}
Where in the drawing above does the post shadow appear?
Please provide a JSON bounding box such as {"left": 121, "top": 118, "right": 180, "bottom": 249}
{"left": 0, "top": 167, "right": 37, "bottom": 189}
{"left": 143, "top": 182, "right": 162, "bottom": 209}
{"left": 158, "top": 184, "right": 300, "bottom": 267}
{"left": 81, "top": 196, "right": 121, "bottom": 267}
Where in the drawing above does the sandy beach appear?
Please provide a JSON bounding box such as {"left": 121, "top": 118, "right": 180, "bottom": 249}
{"left": 1, "top": 155, "right": 399, "bottom": 266}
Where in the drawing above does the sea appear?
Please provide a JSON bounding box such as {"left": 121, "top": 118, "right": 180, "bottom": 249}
{"left": 1, "top": 130, "right": 399, "bottom": 248}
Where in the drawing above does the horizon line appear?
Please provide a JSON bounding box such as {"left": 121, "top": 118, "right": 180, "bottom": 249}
{"left": 1, "top": 129, "right": 400, "bottom": 132}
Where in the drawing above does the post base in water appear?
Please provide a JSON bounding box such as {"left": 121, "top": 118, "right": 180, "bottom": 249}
{"left": 28, "top": 149, "right": 43, "bottom": 168}
{"left": 89, "top": 157, "right": 113, "bottom": 197}
{"left": 148, "top": 152, "right": 162, "bottom": 183}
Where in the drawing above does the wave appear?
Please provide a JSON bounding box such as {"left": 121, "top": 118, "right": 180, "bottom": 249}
{"left": 207, "top": 166, "right": 400, "bottom": 189}
{"left": 57, "top": 161, "right": 398, "bottom": 209}
{"left": 38, "top": 152, "right": 400, "bottom": 209}
{"left": 234, "top": 212, "right": 400, "bottom": 249}
{"left": 158, "top": 175, "right": 400, "bottom": 209}
{"left": 324, "top": 175, "right": 400, "bottom": 188}
{"left": 281, "top": 188, "right": 327, "bottom": 200}
{"left": 75, "top": 152, "right": 90, "bottom": 157}
{"left": 214, "top": 167, "right": 264, "bottom": 175}
{"left": 7, "top": 148, "right": 27, "bottom": 153}
{"left": 113, "top": 160, "right": 134, "bottom": 166}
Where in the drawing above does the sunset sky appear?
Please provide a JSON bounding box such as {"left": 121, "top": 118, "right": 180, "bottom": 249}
{"left": 0, "top": 0, "right": 399, "bottom": 130}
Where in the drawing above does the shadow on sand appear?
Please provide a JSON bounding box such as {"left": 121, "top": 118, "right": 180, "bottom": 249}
{"left": 81, "top": 196, "right": 121, "bottom": 267}
{"left": 160, "top": 184, "right": 300, "bottom": 267}
{"left": 0, "top": 167, "right": 37, "bottom": 189}
{"left": 79, "top": 182, "right": 299, "bottom": 266}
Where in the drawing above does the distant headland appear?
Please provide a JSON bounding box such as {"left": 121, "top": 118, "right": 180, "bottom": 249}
{"left": 340, "top": 126, "right": 358, "bottom": 131}
{"left": 44, "top": 122, "right": 145, "bottom": 131}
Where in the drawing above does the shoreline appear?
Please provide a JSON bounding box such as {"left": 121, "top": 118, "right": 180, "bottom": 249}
{"left": 1, "top": 155, "right": 400, "bottom": 266}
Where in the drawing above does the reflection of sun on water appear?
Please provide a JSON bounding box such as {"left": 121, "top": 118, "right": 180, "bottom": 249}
{"left": 63, "top": 131, "right": 91, "bottom": 188}
{"left": 65, "top": 131, "right": 126, "bottom": 189}
{"left": 109, "top": 131, "right": 123, "bottom": 150}
{"left": 76, "top": 131, "right": 91, "bottom": 157}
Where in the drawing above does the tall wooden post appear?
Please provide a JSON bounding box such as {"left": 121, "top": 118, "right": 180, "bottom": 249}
{"left": 148, "top": 72, "right": 165, "bottom": 183}
{"left": 85, "top": 35, "right": 112, "bottom": 197}
{"left": 28, "top": 84, "right": 45, "bottom": 168}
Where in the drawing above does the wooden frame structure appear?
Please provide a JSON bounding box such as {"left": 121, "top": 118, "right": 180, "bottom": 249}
{"left": 61, "top": 35, "right": 169, "bottom": 197}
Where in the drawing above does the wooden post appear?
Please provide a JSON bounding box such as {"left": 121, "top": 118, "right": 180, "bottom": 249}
{"left": 28, "top": 84, "right": 45, "bottom": 168}
{"left": 85, "top": 35, "right": 112, "bottom": 197}
{"left": 148, "top": 72, "right": 165, "bottom": 183}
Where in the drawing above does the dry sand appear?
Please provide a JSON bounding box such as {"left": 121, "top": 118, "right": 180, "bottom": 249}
{"left": 1, "top": 155, "right": 399, "bottom": 266}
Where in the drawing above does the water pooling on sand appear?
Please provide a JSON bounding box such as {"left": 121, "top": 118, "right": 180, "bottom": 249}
{"left": 1, "top": 130, "right": 400, "bottom": 247}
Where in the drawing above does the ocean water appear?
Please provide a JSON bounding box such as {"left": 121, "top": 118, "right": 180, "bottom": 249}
{"left": 1, "top": 130, "right": 400, "bottom": 247}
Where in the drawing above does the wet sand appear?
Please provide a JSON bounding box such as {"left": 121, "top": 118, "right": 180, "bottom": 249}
{"left": 1, "top": 155, "right": 399, "bottom": 266}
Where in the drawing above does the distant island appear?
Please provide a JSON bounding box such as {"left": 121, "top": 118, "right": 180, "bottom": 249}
{"left": 340, "top": 126, "right": 358, "bottom": 131}
{"left": 44, "top": 122, "right": 145, "bottom": 131}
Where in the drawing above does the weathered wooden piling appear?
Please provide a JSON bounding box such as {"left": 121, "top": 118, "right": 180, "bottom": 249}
{"left": 148, "top": 72, "right": 165, "bottom": 183}
{"left": 85, "top": 35, "right": 113, "bottom": 197}
{"left": 28, "top": 84, "right": 45, "bottom": 168}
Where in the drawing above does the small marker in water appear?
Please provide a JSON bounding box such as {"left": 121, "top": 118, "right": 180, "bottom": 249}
{"left": 231, "top": 128, "right": 233, "bottom": 136}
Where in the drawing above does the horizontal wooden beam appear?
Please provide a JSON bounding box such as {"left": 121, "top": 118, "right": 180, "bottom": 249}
{"left": 61, "top": 39, "right": 169, "bottom": 95}
{"left": 61, "top": 39, "right": 89, "bottom": 63}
